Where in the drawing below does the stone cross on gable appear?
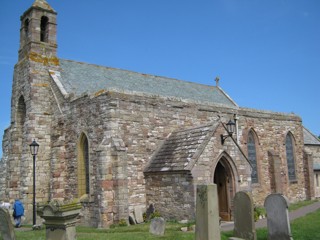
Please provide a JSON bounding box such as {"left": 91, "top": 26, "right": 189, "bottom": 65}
{"left": 215, "top": 76, "right": 220, "bottom": 87}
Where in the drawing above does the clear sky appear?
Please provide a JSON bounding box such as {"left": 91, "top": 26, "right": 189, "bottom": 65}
{"left": 0, "top": 0, "right": 319, "bottom": 157}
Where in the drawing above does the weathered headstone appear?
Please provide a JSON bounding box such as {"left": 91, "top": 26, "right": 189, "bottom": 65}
{"left": 134, "top": 206, "right": 144, "bottom": 223}
{"left": 264, "top": 194, "right": 293, "bottom": 240}
{"left": 149, "top": 217, "right": 165, "bottom": 236}
{"left": 195, "top": 184, "right": 221, "bottom": 240}
{"left": 0, "top": 207, "right": 16, "bottom": 240}
{"left": 233, "top": 191, "right": 256, "bottom": 240}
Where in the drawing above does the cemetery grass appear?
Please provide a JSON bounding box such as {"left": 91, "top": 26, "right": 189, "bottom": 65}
{"left": 14, "top": 201, "right": 320, "bottom": 240}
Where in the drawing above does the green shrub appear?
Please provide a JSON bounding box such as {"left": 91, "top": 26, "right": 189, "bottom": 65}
{"left": 118, "top": 219, "right": 128, "bottom": 227}
{"left": 254, "top": 206, "right": 266, "bottom": 221}
{"left": 150, "top": 210, "right": 162, "bottom": 219}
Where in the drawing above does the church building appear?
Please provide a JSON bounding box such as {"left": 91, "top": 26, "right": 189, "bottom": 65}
{"left": 0, "top": 0, "right": 318, "bottom": 227}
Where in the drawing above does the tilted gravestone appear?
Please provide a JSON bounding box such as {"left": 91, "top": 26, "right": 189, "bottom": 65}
{"left": 233, "top": 191, "right": 256, "bottom": 240}
{"left": 134, "top": 206, "right": 144, "bottom": 224}
{"left": 0, "top": 207, "right": 16, "bottom": 240}
{"left": 149, "top": 217, "right": 165, "bottom": 236}
{"left": 195, "top": 184, "right": 221, "bottom": 240}
{"left": 264, "top": 194, "right": 293, "bottom": 240}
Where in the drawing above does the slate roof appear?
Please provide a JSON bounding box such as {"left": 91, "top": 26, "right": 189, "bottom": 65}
{"left": 55, "top": 59, "right": 237, "bottom": 107}
{"left": 144, "top": 123, "right": 219, "bottom": 173}
{"left": 303, "top": 127, "right": 320, "bottom": 145}
{"left": 314, "top": 163, "right": 320, "bottom": 171}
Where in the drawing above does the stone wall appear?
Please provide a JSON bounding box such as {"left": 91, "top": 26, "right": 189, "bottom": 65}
{"left": 237, "top": 108, "right": 305, "bottom": 205}
{"left": 144, "top": 171, "right": 195, "bottom": 221}
{"left": 58, "top": 91, "right": 237, "bottom": 225}
{"left": 0, "top": 128, "right": 10, "bottom": 199}
{"left": 304, "top": 145, "right": 320, "bottom": 198}
{"left": 1, "top": 53, "right": 60, "bottom": 223}
{"left": 53, "top": 88, "right": 308, "bottom": 225}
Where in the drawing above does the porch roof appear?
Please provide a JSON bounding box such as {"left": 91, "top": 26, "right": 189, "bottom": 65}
{"left": 144, "top": 123, "right": 219, "bottom": 173}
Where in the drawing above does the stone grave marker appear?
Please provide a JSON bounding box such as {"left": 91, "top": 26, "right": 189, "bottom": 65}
{"left": 0, "top": 207, "right": 16, "bottom": 240}
{"left": 233, "top": 191, "right": 256, "bottom": 240}
{"left": 37, "top": 200, "right": 81, "bottom": 240}
{"left": 195, "top": 184, "right": 221, "bottom": 240}
{"left": 149, "top": 217, "right": 165, "bottom": 236}
{"left": 264, "top": 193, "right": 293, "bottom": 240}
{"left": 134, "top": 206, "right": 144, "bottom": 223}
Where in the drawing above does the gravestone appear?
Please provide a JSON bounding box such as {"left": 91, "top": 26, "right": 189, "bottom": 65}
{"left": 233, "top": 191, "right": 256, "bottom": 240}
{"left": 195, "top": 184, "right": 221, "bottom": 240}
{"left": 0, "top": 207, "right": 16, "bottom": 240}
{"left": 149, "top": 217, "right": 165, "bottom": 236}
{"left": 264, "top": 194, "right": 293, "bottom": 240}
{"left": 134, "top": 206, "right": 144, "bottom": 223}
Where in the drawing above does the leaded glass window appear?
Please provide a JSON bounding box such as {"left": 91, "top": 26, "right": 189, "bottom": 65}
{"left": 248, "top": 131, "right": 258, "bottom": 183}
{"left": 286, "top": 134, "right": 296, "bottom": 181}
{"left": 78, "top": 134, "right": 90, "bottom": 197}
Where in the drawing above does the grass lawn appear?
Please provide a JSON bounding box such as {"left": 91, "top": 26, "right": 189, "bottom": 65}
{"left": 12, "top": 200, "right": 320, "bottom": 240}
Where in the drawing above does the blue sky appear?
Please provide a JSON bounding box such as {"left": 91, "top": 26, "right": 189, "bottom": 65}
{"left": 0, "top": 0, "right": 319, "bottom": 157}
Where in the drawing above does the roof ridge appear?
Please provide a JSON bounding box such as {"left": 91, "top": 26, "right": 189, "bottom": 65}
{"left": 172, "top": 123, "right": 217, "bottom": 135}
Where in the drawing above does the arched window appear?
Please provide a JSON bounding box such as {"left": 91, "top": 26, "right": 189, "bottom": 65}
{"left": 286, "top": 133, "right": 296, "bottom": 181}
{"left": 78, "top": 133, "right": 90, "bottom": 197}
{"left": 17, "top": 95, "right": 26, "bottom": 128}
{"left": 40, "top": 16, "right": 49, "bottom": 42}
{"left": 24, "top": 19, "right": 29, "bottom": 40}
{"left": 247, "top": 130, "right": 258, "bottom": 183}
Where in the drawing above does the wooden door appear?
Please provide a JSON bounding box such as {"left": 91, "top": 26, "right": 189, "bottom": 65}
{"left": 214, "top": 162, "right": 230, "bottom": 221}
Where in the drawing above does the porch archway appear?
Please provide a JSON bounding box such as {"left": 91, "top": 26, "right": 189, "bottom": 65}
{"left": 213, "top": 155, "right": 237, "bottom": 221}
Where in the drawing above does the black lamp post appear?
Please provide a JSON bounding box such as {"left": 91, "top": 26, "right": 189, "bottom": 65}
{"left": 29, "top": 139, "right": 39, "bottom": 227}
{"left": 221, "top": 120, "right": 236, "bottom": 144}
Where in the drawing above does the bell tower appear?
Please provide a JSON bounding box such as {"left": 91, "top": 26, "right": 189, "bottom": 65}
{"left": 19, "top": 0, "right": 57, "bottom": 61}
{"left": 1, "top": 0, "right": 60, "bottom": 222}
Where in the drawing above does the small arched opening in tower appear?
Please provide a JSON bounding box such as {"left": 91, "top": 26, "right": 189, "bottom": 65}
{"left": 40, "top": 16, "right": 49, "bottom": 42}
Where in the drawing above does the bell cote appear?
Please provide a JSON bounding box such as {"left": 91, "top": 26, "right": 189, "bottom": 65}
{"left": 19, "top": 0, "right": 57, "bottom": 61}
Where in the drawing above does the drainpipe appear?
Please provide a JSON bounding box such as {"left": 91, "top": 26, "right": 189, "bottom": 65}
{"left": 234, "top": 114, "right": 239, "bottom": 143}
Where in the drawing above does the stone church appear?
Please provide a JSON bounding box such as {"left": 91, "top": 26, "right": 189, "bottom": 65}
{"left": 1, "top": 0, "right": 319, "bottom": 227}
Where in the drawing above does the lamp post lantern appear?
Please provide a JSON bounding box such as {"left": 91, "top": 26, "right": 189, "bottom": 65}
{"left": 29, "top": 139, "right": 39, "bottom": 227}
{"left": 221, "top": 119, "right": 236, "bottom": 144}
